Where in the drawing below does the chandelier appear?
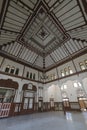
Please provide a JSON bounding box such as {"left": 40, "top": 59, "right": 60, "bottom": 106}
{"left": 40, "top": 55, "right": 48, "bottom": 80}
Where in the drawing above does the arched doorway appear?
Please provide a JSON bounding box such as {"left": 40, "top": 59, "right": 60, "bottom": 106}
{"left": 77, "top": 88, "right": 87, "bottom": 111}
{"left": 21, "top": 83, "right": 37, "bottom": 115}
{"left": 61, "top": 91, "right": 71, "bottom": 113}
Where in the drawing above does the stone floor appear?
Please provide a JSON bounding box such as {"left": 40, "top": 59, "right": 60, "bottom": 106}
{"left": 0, "top": 111, "right": 87, "bottom": 130}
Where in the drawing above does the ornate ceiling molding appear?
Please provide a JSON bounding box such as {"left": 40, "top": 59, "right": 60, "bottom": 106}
{"left": 18, "top": 0, "right": 70, "bottom": 56}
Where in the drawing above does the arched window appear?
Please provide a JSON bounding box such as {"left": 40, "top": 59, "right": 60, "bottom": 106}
{"left": 33, "top": 73, "right": 35, "bottom": 80}
{"left": 51, "top": 74, "right": 53, "bottom": 80}
{"left": 79, "top": 62, "right": 85, "bottom": 70}
{"left": 73, "top": 82, "right": 81, "bottom": 88}
{"left": 52, "top": 74, "right": 56, "bottom": 80}
{"left": 48, "top": 75, "right": 50, "bottom": 81}
{"left": 61, "top": 70, "right": 65, "bottom": 77}
{"left": 68, "top": 66, "right": 73, "bottom": 74}
{"left": 15, "top": 68, "right": 19, "bottom": 75}
{"left": 26, "top": 72, "right": 29, "bottom": 78}
{"left": 84, "top": 60, "right": 87, "bottom": 67}
{"left": 64, "top": 68, "right": 68, "bottom": 75}
{"left": 5, "top": 65, "right": 10, "bottom": 73}
{"left": 30, "top": 73, "right": 32, "bottom": 79}
{"left": 10, "top": 66, "right": 15, "bottom": 74}
{"left": 61, "top": 85, "right": 67, "bottom": 90}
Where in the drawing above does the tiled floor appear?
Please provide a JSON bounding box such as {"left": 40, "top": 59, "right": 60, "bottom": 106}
{"left": 0, "top": 111, "right": 87, "bottom": 130}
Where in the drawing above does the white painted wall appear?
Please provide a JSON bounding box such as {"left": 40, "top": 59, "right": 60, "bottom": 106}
{"left": 1, "top": 58, "right": 24, "bottom": 76}
{"left": 0, "top": 58, "right": 42, "bottom": 80}
{"left": 23, "top": 66, "right": 38, "bottom": 80}
{"left": 0, "top": 73, "right": 43, "bottom": 103}
{"left": 43, "top": 81, "right": 62, "bottom": 102}
{"left": 43, "top": 72, "right": 87, "bottom": 102}
{"left": 0, "top": 54, "right": 87, "bottom": 103}
{"left": 46, "top": 54, "right": 87, "bottom": 79}
{"left": 57, "top": 61, "right": 76, "bottom": 77}
{"left": 1, "top": 72, "right": 87, "bottom": 103}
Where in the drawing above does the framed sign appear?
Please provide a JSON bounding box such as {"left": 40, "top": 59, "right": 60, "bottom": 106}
{"left": 24, "top": 91, "right": 33, "bottom": 97}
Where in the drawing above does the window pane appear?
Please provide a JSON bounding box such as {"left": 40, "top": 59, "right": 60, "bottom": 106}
{"left": 74, "top": 82, "right": 78, "bottom": 87}
{"left": 78, "top": 82, "right": 81, "bottom": 87}
{"left": 5, "top": 65, "right": 10, "bottom": 73}
{"left": 79, "top": 62, "right": 85, "bottom": 70}
{"left": 68, "top": 67, "right": 73, "bottom": 74}
{"left": 61, "top": 71, "right": 65, "bottom": 77}
{"left": 23, "top": 98, "right": 28, "bottom": 109}
{"left": 15, "top": 68, "right": 19, "bottom": 75}
{"left": 53, "top": 74, "right": 55, "bottom": 80}
{"left": 48, "top": 75, "right": 51, "bottom": 80}
{"left": 26, "top": 72, "right": 29, "bottom": 78}
{"left": 0, "top": 88, "right": 15, "bottom": 103}
{"left": 10, "top": 67, "right": 15, "bottom": 74}
{"left": 69, "top": 69, "right": 73, "bottom": 74}
{"left": 29, "top": 98, "right": 33, "bottom": 109}
{"left": 61, "top": 86, "right": 63, "bottom": 90}
{"left": 84, "top": 60, "right": 87, "bottom": 67}
{"left": 64, "top": 68, "right": 68, "bottom": 75}
{"left": 48, "top": 75, "right": 50, "bottom": 80}
{"left": 33, "top": 73, "right": 35, "bottom": 80}
{"left": 64, "top": 85, "right": 67, "bottom": 89}
{"left": 30, "top": 73, "right": 32, "bottom": 79}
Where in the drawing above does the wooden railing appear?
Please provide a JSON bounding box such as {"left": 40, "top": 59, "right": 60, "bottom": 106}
{"left": 0, "top": 102, "right": 81, "bottom": 118}
{"left": 0, "top": 103, "right": 11, "bottom": 118}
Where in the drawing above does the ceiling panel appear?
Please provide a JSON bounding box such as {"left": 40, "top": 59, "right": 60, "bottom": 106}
{"left": 34, "top": 56, "right": 43, "bottom": 68}
{"left": 68, "top": 25, "right": 87, "bottom": 40}
{"left": 0, "top": 0, "right": 87, "bottom": 70}
{"left": 45, "top": 55, "right": 55, "bottom": 67}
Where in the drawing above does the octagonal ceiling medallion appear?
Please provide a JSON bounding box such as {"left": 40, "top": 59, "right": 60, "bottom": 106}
{"left": 18, "top": 0, "right": 70, "bottom": 56}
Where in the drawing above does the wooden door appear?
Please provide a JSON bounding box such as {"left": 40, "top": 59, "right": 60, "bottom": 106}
{"left": 78, "top": 97, "right": 87, "bottom": 110}
{"left": 63, "top": 98, "right": 71, "bottom": 112}
{"left": 38, "top": 100, "right": 43, "bottom": 112}
{"left": 50, "top": 98, "right": 54, "bottom": 110}
{"left": 23, "top": 97, "right": 34, "bottom": 110}
{"left": 79, "top": 100, "right": 85, "bottom": 109}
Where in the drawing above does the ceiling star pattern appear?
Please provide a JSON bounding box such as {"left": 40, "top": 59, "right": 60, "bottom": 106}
{"left": 36, "top": 26, "right": 50, "bottom": 41}
{"left": 0, "top": 0, "right": 87, "bottom": 71}
{"left": 19, "top": 0, "right": 69, "bottom": 55}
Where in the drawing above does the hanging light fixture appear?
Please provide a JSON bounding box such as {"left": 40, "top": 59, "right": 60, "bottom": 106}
{"left": 40, "top": 52, "right": 48, "bottom": 80}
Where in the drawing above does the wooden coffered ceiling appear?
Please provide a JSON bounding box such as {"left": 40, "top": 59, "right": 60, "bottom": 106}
{"left": 0, "top": 0, "right": 87, "bottom": 71}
